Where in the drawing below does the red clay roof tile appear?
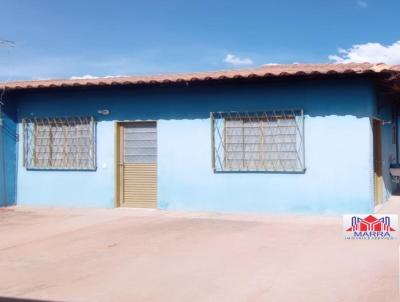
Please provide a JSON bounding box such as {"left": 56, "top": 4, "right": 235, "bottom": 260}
{"left": 0, "top": 63, "right": 398, "bottom": 91}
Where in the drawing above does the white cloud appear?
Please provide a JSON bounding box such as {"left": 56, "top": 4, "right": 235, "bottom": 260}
{"left": 70, "top": 75, "right": 99, "bottom": 80}
{"left": 357, "top": 0, "right": 368, "bottom": 8}
{"left": 103, "top": 75, "right": 128, "bottom": 78}
{"left": 69, "top": 74, "right": 128, "bottom": 80}
{"left": 223, "top": 54, "right": 254, "bottom": 66}
{"left": 328, "top": 41, "right": 400, "bottom": 64}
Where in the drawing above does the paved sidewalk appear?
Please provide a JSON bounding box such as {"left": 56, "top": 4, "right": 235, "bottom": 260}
{"left": 0, "top": 203, "right": 399, "bottom": 302}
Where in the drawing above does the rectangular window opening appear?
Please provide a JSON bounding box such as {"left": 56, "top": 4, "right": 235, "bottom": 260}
{"left": 23, "top": 117, "right": 96, "bottom": 170}
{"left": 211, "top": 110, "right": 305, "bottom": 172}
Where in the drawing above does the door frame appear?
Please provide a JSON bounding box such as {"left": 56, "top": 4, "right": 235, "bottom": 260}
{"left": 371, "top": 117, "right": 383, "bottom": 210}
{"left": 114, "top": 120, "right": 157, "bottom": 208}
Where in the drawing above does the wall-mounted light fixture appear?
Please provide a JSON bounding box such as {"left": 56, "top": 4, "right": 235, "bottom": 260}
{"left": 97, "top": 109, "right": 110, "bottom": 116}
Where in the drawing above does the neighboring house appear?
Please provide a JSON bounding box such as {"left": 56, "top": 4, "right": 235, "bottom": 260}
{"left": 1, "top": 63, "right": 400, "bottom": 214}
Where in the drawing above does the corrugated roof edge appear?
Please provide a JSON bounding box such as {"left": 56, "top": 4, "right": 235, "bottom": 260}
{"left": 0, "top": 62, "right": 398, "bottom": 91}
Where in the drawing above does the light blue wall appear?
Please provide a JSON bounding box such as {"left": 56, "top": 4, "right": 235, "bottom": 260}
{"left": 17, "top": 122, "right": 116, "bottom": 207}
{"left": 0, "top": 98, "right": 17, "bottom": 206}
{"left": 158, "top": 116, "right": 372, "bottom": 214}
{"left": 14, "top": 78, "right": 378, "bottom": 213}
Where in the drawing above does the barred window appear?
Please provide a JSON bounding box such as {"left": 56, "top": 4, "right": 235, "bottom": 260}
{"left": 23, "top": 117, "right": 96, "bottom": 170}
{"left": 211, "top": 110, "right": 305, "bottom": 172}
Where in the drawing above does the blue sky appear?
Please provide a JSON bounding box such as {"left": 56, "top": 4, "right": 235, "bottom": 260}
{"left": 0, "top": 0, "right": 399, "bottom": 81}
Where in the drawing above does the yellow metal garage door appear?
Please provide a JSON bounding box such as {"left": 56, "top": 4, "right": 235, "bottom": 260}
{"left": 117, "top": 122, "right": 157, "bottom": 208}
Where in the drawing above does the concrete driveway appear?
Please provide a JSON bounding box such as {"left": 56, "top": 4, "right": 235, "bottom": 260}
{"left": 0, "top": 202, "right": 399, "bottom": 302}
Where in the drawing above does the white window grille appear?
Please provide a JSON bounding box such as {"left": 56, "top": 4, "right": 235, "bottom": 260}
{"left": 23, "top": 117, "right": 96, "bottom": 170}
{"left": 211, "top": 110, "right": 305, "bottom": 172}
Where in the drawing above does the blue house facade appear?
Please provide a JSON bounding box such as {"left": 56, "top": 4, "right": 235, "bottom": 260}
{"left": 1, "top": 63, "right": 400, "bottom": 214}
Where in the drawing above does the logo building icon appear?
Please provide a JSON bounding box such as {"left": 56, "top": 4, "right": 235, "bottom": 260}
{"left": 343, "top": 214, "right": 398, "bottom": 240}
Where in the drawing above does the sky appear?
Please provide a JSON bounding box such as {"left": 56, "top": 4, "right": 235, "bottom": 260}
{"left": 0, "top": 0, "right": 400, "bottom": 81}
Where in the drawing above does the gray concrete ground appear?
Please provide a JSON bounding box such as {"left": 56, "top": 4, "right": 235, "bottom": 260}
{"left": 0, "top": 200, "right": 399, "bottom": 302}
